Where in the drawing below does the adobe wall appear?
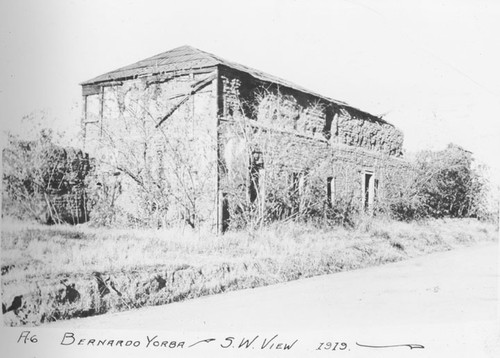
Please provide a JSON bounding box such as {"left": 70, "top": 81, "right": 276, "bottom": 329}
{"left": 218, "top": 67, "right": 412, "bottom": 220}
{"left": 80, "top": 65, "right": 411, "bottom": 229}
{"left": 220, "top": 122, "right": 411, "bottom": 213}
{"left": 329, "top": 144, "right": 413, "bottom": 207}
{"left": 334, "top": 110, "right": 404, "bottom": 156}
{"left": 219, "top": 67, "right": 404, "bottom": 156}
{"left": 82, "top": 70, "right": 219, "bottom": 228}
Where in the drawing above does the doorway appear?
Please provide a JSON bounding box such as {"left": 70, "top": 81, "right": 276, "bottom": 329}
{"left": 363, "top": 171, "right": 374, "bottom": 212}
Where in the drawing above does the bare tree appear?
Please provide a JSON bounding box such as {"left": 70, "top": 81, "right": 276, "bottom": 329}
{"left": 86, "top": 78, "right": 217, "bottom": 228}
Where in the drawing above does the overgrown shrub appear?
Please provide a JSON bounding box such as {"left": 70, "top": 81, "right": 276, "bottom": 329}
{"left": 416, "top": 144, "right": 487, "bottom": 218}
{"left": 2, "top": 130, "right": 91, "bottom": 224}
{"left": 324, "top": 196, "right": 358, "bottom": 228}
{"left": 388, "top": 144, "right": 490, "bottom": 221}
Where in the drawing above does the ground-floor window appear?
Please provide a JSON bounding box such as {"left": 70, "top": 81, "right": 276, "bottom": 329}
{"left": 327, "top": 176, "right": 335, "bottom": 206}
{"left": 249, "top": 151, "right": 264, "bottom": 203}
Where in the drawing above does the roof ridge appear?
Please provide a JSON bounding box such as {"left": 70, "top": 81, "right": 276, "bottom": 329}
{"left": 181, "top": 46, "right": 238, "bottom": 68}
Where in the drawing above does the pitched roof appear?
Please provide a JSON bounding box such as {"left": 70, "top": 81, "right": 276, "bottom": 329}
{"left": 81, "top": 46, "right": 218, "bottom": 85}
{"left": 81, "top": 45, "right": 349, "bottom": 103}
{"left": 81, "top": 45, "right": 387, "bottom": 123}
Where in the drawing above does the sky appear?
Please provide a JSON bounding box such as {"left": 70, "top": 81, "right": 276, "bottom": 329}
{"left": 1, "top": 0, "right": 499, "bottom": 181}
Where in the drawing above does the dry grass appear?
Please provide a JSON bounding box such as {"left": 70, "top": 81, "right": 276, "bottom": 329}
{"left": 1, "top": 217, "right": 497, "bottom": 326}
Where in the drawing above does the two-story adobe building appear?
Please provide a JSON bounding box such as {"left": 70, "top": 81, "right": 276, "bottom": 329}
{"left": 81, "top": 45, "right": 411, "bottom": 231}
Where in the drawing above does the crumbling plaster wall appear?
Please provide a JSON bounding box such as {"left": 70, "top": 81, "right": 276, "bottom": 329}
{"left": 334, "top": 110, "right": 404, "bottom": 156}
{"left": 220, "top": 121, "right": 412, "bottom": 214}
{"left": 218, "top": 67, "right": 411, "bottom": 212}
{"left": 219, "top": 67, "right": 404, "bottom": 156}
{"left": 82, "top": 70, "right": 219, "bottom": 228}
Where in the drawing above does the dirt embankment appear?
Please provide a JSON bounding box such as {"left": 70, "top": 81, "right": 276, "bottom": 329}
{"left": 2, "top": 218, "right": 497, "bottom": 326}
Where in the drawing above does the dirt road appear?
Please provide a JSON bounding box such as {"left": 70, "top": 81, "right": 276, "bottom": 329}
{"left": 40, "top": 242, "right": 499, "bottom": 357}
{"left": 48, "top": 242, "right": 498, "bottom": 331}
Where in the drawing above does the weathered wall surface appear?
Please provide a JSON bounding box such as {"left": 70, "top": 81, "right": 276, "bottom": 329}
{"left": 329, "top": 144, "right": 413, "bottom": 206}
{"left": 82, "top": 70, "right": 219, "bottom": 228}
{"left": 218, "top": 67, "right": 412, "bottom": 225}
{"left": 220, "top": 122, "right": 411, "bottom": 215}
{"left": 81, "top": 65, "right": 410, "bottom": 229}
{"left": 334, "top": 110, "right": 404, "bottom": 156}
{"left": 220, "top": 67, "right": 404, "bottom": 156}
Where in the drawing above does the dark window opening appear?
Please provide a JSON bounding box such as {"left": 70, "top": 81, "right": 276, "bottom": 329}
{"left": 327, "top": 176, "right": 335, "bottom": 206}
{"left": 322, "top": 107, "right": 335, "bottom": 139}
{"left": 292, "top": 114, "right": 299, "bottom": 130}
{"left": 221, "top": 193, "right": 230, "bottom": 233}
{"left": 249, "top": 151, "right": 264, "bottom": 203}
